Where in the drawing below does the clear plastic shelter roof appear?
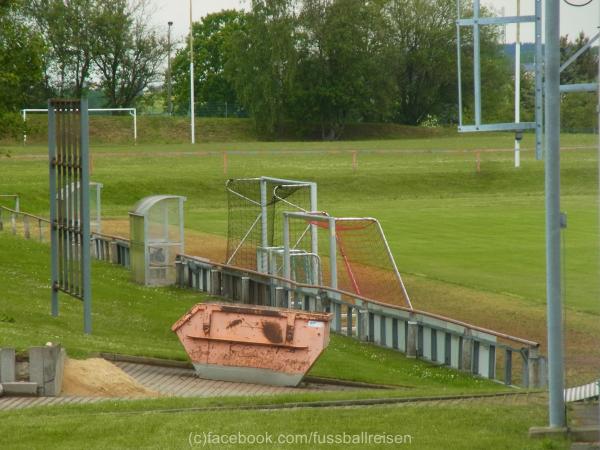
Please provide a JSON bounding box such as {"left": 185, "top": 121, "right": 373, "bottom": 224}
{"left": 129, "top": 195, "right": 186, "bottom": 286}
{"left": 130, "top": 195, "right": 186, "bottom": 216}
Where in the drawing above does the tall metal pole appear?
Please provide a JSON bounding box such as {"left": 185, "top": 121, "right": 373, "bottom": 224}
{"left": 189, "top": 0, "right": 195, "bottom": 144}
{"left": 167, "top": 21, "right": 173, "bottom": 116}
{"left": 80, "top": 98, "right": 92, "bottom": 335}
{"left": 515, "top": 0, "right": 521, "bottom": 168}
{"left": 48, "top": 101, "right": 58, "bottom": 317}
{"left": 473, "top": 0, "right": 482, "bottom": 127}
{"left": 544, "top": 0, "right": 565, "bottom": 429}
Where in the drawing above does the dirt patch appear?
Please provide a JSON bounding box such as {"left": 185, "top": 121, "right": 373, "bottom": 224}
{"left": 101, "top": 219, "right": 226, "bottom": 262}
{"left": 61, "top": 358, "right": 160, "bottom": 398}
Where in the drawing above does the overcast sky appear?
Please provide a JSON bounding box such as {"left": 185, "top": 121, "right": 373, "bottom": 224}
{"left": 149, "top": 0, "right": 599, "bottom": 45}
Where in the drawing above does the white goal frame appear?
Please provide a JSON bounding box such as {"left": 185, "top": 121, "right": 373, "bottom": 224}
{"left": 21, "top": 107, "right": 137, "bottom": 144}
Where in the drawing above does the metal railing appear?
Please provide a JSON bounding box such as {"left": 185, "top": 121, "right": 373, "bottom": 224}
{"left": 0, "top": 206, "right": 50, "bottom": 242}
{"left": 0, "top": 206, "right": 130, "bottom": 268}
{"left": 175, "top": 253, "right": 546, "bottom": 389}
{"left": 91, "top": 232, "right": 130, "bottom": 268}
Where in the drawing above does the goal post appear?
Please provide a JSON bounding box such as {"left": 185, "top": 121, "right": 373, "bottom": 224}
{"left": 225, "top": 176, "right": 318, "bottom": 271}
{"left": 283, "top": 211, "right": 413, "bottom": 309}
{"left": 21, "top": 107, "right": 137, "bottom": 144}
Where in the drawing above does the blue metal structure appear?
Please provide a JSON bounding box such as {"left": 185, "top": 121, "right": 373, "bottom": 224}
{"left": 456, "top": 0, "right": 544, "bottom": 159}
{"left": 48, "top": 98, "right": 92, "bottom": 334}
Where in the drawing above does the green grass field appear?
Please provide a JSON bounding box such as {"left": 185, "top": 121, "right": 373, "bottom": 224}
{"left": 0, "top": 398, "right": 566, "bottom": 449}
{"left": 0, "top": 132, "right": 594, "bottom": 448}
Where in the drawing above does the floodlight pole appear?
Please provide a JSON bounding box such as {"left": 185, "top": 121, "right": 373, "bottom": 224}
{"left": 473, "top": 0, "right": 482, "bottom": 127}
{"left": 544, "top": 0, "right": 565, "bottom": 429}
{"left": 514, "top": 0, "right": 521, "bottom": 168}
{"left": 189, "top": 0, "right": 195, "bottom": 144}
{"left": 167, "top": 21, "right": 173, "bottom": 116}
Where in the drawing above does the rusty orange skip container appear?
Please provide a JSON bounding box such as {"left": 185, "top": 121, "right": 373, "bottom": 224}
{"left": 172, "top": 303, "right": 332, "bottom": 387}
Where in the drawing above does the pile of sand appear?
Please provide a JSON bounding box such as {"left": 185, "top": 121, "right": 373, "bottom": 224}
{"left": 61, "top": 358, "right": 160, "bottom": 398}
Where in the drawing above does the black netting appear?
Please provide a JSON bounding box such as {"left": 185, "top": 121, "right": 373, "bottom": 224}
{"left": 226, "top": 179, "right": 312, "bottom": 270}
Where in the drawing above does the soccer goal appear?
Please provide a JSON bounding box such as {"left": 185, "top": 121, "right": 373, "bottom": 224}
{"left": 225, "top": 177, "right": 318, "bottom": 275}
{"left": 21, "top": 107, "right": 137, "bottom": 144}
{"left": 282, "top": 212, "right": 412, "bottom": 309}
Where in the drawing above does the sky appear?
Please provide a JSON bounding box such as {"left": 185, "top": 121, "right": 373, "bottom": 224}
{"left": 149, "top": 0, "right": 600, "bottom": 45}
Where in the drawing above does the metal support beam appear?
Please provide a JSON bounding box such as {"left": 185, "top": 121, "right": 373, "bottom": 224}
{"left": 457, "top": 15, "right": 536, "bottom": 26}
{"left": 328, "top": 217, "right": 337, "bottom": 290}
{"left": 535, "top": 0, "right": 544, "bottom": 160}
{"left": 544, "top": 0, "right": 565, "bottom": 429}
{"left": 459, "top": 122, "right": 536, "bottom": 133}
{"left": 560, "top": 31, "right": 600, "bottom": 73}
{"left": 80, "top": 99, "right": 92, "bottom": 334}
{"left": 48, "top": 102, "right": 58, "bottom": 317}
{"left": 560, "top": 83, "right": 598, "bottom": 93}
{"left": 260, "top": 179, "right": 268, "bottom": 249}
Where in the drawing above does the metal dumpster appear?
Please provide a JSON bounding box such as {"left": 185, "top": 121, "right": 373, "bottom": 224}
{"left": 172, "top": 303, "right": 331, "bottom": 387}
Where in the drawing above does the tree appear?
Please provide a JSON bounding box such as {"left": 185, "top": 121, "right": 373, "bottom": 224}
{"left": 92, "top": 0, "right": 166, "bottom": 107}
{"left": 27, "top": 0, "right": 94, "bottom": 97}
{"left": 225, "top": 0, "right": 298, "bottom": 136}
{"left": 384, "top": 0, "right": 511, "bottom": 126}
{"left": 171, "top": 10, "right": 245, "bottom": 115}
{"left": 560, "top": 32, "right": 597, "bottom": 131}
{"left": 27, "top": 0, "right": 166, "bottom": 106}
{"left": 292, "top": 0, "right": 393, "bottom": 139}
{"left": 561, "top": 32, "right": 597, "bottom": 85}
{"left": 0, "top": 0, "right": 46, "bottom": 138}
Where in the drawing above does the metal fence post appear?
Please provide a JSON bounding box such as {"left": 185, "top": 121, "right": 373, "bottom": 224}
{"left": 241, "top": 277, "right": 250, "bottom": 304}
{"left": 23, "top": 215, "right": 30, "bottom": 239}
{"left": 406, "top": 321, "right": 418, "bottom": 358}
{"left": 461, "top": 331, "right": 473, "bottom": 372}
{"left": 210, "top": 269, "right": 221, "bottom": 296}
{"left": 528, "top": 346, "right": 541, "bottom": 388}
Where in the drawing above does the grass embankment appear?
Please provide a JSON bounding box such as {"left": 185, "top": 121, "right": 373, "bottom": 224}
{"left": 0, "top": 233, "right": 499, "bottom": 393}
{"left": 3, "top": 115, "right": 455, "bottom": 146}
{"left": 1, "top": 134, "right": 598, "bottom": 383}
{"left": 0, "top": 399, "right": 566, "bottom": 449}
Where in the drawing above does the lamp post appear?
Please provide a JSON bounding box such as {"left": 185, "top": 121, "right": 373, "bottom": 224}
{"left": 189, "top": 0, "right": 195, "bottom": 144}
{"left": 167, "top": 21, "right": 173, "bottom": 116}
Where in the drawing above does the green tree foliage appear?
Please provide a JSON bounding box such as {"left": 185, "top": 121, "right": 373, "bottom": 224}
{"left": 292, "top": 0, "right": 392, "bottom": 138}
{"left": 560, "top": 33, "right": 598, "bottom": 131}
{"left": 26, "top": 0, "right": 165, "bottom": 106}
{"left": 0, "top": 0, "right": 46, "bottom": 139}
{"left": 92, "top": 0, "right": 166, "bottom": 107}
{"left": 27, "top": 0, "right": 94, "bottom": 97}
{"left": 171, "top": 10, "right": 245, "bottom": 115}
{"left": 225, "top": 1, "right": 297, "bottom": 135}
{"left": 219, "top": 0, "right": 512, "bottom": 137}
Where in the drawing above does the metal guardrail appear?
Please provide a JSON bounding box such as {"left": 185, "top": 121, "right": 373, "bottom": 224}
{"left": 0, "top": 206, "right": 130, "bottom": 268}
{"left": 91, "top": 232, "right": 130, "bottom": 268}
{"left": 175, "top": 253, "right": 546, "bottom": 389}
{"left": 0, "top": 206, "right": 50, "bottom": 242}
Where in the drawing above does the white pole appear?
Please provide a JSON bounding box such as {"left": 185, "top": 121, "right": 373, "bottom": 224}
{"left": 515, "top": 0, "right": 521, "bottom": 168}
{"left": 22, "top": 110, "right": 27, "bottom": 145}
{"left": 189, "top": 0, "right": 195, "bottom": 144}
{"left": 133, "top": 109, "right": 137, "bottom": 144}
